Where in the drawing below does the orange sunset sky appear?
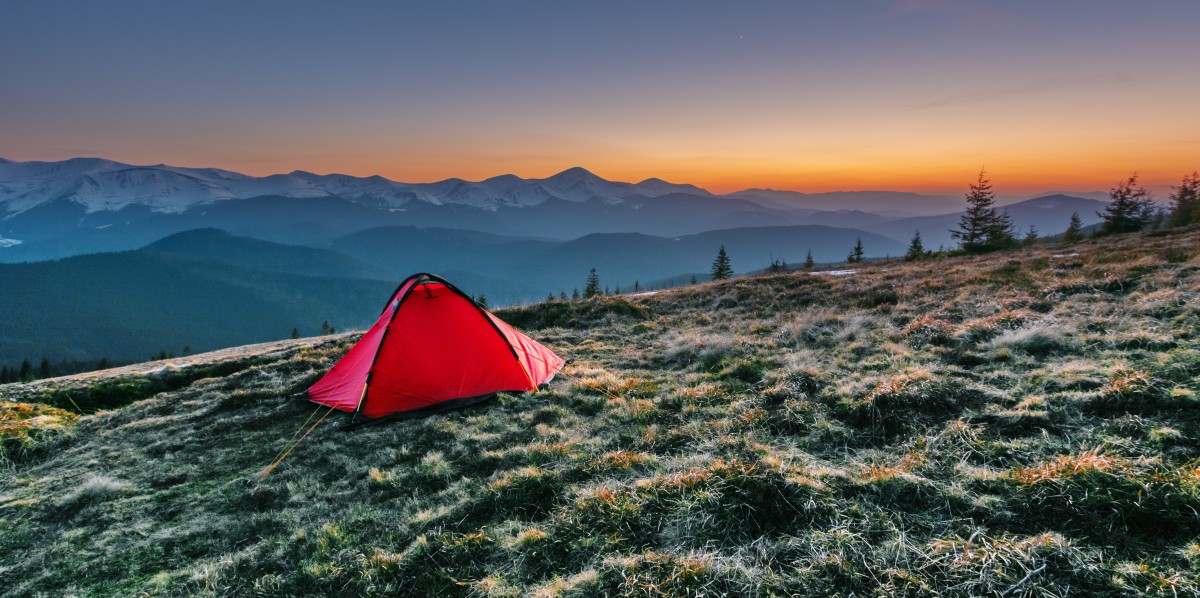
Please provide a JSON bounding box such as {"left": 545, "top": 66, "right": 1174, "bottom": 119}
{"left": 2, "top": 1, "right": 1198, "bottom": 197}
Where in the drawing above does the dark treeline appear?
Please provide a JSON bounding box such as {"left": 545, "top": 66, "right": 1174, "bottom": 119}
{"left": 0, "top": 356, "right": 121, "bottom": 384}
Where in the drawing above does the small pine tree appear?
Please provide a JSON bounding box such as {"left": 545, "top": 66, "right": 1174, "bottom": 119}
{"left": 0, "top": 366, "right": 9, "bottom": 384}
{"left": 475, "top": 293, "right": 489, "bottom": 309}
{"left": 291, "top": 327, "right": 300, "bottom": 339}
{"left": 320, "top": 320, "right": 333, "bottom": 335}
{"left": 951, "top": 170, "right": 1014, "bottom": 253}
{"left": 690, "top": 274, "right": 698, "bottom": 285}
{"left": 803, "top": 249, "right": 815, "bottom": 270}
{"left": 614, "top": 286, "right": 621, "bottom": 295}
{"left": 904, "top": 231, "right": 925, "bottom": 261}
{"left": 633, "top": 280, "right": 640, "bottom": 292}
{"left": 1167, "top": 171, "right": 1200, "bottom": 227}
{"left": 847, "top": 238, "right": 865, "bottom": 263}
{"left": 1061, "top": 212, "right": 1084, "bottom": 243}
{"left": 19, "top": 359, "right": 32, "bottom": 381}
{"left": 546, "top": 293, "right": 556, "bottom": 302}
{"left": 711, "top": 245, "right": 733, "bottom": 280}
{"left": 572, "top": 288, "right": 580, "bottom": 301}
{"left": 97, "top": 357, "right": 110, "bottom": 370}
{"left": 1096, "top": 174, "right": 1156, "bottom": 236}
{"left": 584, "top": 268, "right": 602, "bottom": 298}
{"left": 559, "top": 290, "right": 568, "bottom": 302}
{"left": 1022, "top": 225, "right": 1039, "bottom": 246}
{"left": 766, "top": 257, "right": 788, "bottom": 273}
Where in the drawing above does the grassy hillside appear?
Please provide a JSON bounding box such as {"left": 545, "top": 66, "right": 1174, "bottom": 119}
{"left": 2, "top": 227, "right": 1199, "bottom": 596}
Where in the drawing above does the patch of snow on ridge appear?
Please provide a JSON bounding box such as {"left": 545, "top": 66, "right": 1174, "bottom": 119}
{"left": 810, "top": 269, "right": 856, "bottom": 276}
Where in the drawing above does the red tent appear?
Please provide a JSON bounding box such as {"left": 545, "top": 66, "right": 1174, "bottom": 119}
{"left": 306, "top": 273, "right": 565, "bottom": 421}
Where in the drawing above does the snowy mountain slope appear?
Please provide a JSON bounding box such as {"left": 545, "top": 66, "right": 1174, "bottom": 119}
{"left": 0, "top": 158, "right": 722, "bottom": 216}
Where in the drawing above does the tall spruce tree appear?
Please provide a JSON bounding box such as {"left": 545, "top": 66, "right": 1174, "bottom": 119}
{"left": 847, "top": 238, "right": 865, "bottom": 263}
{"left": 711, "top": 246, "right": 733, "bottom": 280}
{"left": 1167, "top": 171, "right": 1200, "bottom": 228}
{"left": 38, "top": 358, "right": 52, "bottom": 379}
{"left": 1096, "top": 174, "right": 1156, "bottom": 236}
{"left": 584, "top": 268, "right": 602, "bottom": 298}
{"left": 1061, "top": 212, "right": 1084, "bottom": 243}
{"left": 19, "top": 359, "right": 32, "bottom": 381}
{"left": 904, "top": 230, "right": 925, "bottom": 261}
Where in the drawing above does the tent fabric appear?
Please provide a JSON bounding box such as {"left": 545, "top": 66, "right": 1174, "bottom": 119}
{"left": 306, "top": 273, "right": 565, "bottom": 420}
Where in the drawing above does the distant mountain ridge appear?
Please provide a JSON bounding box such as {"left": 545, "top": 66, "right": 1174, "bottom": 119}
{"left": 0, "top": 158, "right": 711, "bottom": 216}
{"left": 865, "top": 194, "right": 1109, "bottom": 250}
{"left": 0, "top": 156, "right": 1112, "bottom": 263}
{"left": 0, "top": 224, "right": 905, "bottom": 365}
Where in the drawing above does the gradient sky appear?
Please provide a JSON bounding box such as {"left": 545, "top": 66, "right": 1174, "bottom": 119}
{"left": 2, "top": 1, "right": 1198, "bottom": 195}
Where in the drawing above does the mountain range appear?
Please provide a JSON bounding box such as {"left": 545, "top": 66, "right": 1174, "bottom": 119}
{"left": 0, "top": 157, "right": 1108, "bottom": 263}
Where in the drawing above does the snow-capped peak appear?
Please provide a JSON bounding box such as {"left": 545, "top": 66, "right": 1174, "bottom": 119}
{"left": 0, "top": 158, "right": 719, "bottom": 216}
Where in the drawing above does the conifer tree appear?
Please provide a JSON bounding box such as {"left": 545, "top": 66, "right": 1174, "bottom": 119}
{"left": 803, "top": 249, "right": 815, "bottom": 270}
{"left": 584, "top": 268, "right": 602, "bottom": 298}
{"left": 97, "top": 357, "right": 110, "bottom": 370}
{"left": 614, "top": 286, "right": 621, "bottom": 295}
{"left": 711, "top": 245, "right": 733, "bottom": 280}
{"left": 291, "top": 327, "right": 300, "bottom": 339}
{"left": 572, "top": 288, "right": 580, "bottom": 301}
{"left": 1023, "top": 225, "right": 1039, "bottom": 246}
{"left": 476, "top": 293, "right": 489, "bottom": 309}
{"left": 1061, "top": 212, "right": 1084, "bottom": 243}
{"left": 847, "top": 238, "right": 865, "bottom": 263}
{"left": 690, "top": 274, "right": 698, "bottom": 284}
{"left": 38, "top": 358, "right": 52, "bottom": 379}
{"left": 766, "top": 257, "right": 788, "bottom": 273}
{"left": 1096, "top": 174, "right": 1156, "bottom": 236}
{"left": 18, "top": 359, "right": 32, "bottom": 381}
{"left": 320, "top": 320, "right": 333, "bottom": 335}
{"left": 1167, "top": 171, "right": 1200, "bottom": 227}
{"left": 904, "top": 230, "right": 925, "bottom": 261}
{"left": 633, "top": 280, "right": 640, "bottom": 292}
{"left": 559, "top": 290, "right": 568, "bottom": 301}
{"left": 0, "top": 366, "right": 9, "bottom": 383}
{"left": 951, "top": 170, "right": 1014, "bottom": 253}
{"left": 546, "top": 293, "right": 556, "bottom": 302}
